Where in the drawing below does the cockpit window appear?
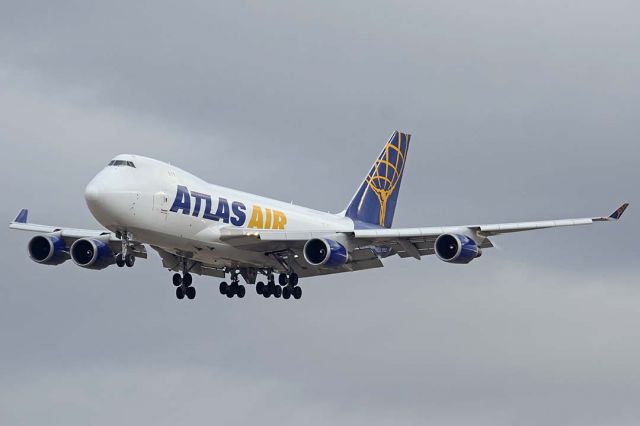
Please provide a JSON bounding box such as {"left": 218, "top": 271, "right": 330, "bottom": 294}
{"left": 108, "top": 160, "right": 136, "bottom": 168}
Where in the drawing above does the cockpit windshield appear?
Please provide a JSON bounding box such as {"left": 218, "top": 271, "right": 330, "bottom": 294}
{"left": 108, "top": 160, "right": 136, "bottom": 168}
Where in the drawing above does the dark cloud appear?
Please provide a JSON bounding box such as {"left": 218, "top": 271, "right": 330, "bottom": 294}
{"left": 0, "top": 1, "right": 638, "bottom": 424}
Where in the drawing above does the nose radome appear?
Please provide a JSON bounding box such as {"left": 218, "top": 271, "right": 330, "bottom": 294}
{"left": 84, "top": 179, "right": 101, "bottom": 205}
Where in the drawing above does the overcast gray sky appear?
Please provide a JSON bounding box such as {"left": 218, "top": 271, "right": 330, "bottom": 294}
{"left": 0, "top": 1, "right": 638, "bottom": 425}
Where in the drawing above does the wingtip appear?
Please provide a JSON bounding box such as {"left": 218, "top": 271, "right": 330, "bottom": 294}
{"left": 609, "top": 203, "right": 629, "bottom": 220}
{"left": 14, "top": 209, "right": 28, "bottom": 223}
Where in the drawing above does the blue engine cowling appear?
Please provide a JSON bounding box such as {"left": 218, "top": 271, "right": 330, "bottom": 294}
{"left": 434, "top": 233, "right": 482, "bottom": 264}
{"left": 303, "top": 238, "right": 349, "bottom": 267}
{"left": 28, "top": 234, "right": 69, "bottom": 265}
{"left": 70, "top": 238, "right": 114, "bottom": 270}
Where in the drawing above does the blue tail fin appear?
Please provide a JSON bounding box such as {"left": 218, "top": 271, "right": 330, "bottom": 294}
{"left": 345, "top": 131, "right": 411, "bottom": 228}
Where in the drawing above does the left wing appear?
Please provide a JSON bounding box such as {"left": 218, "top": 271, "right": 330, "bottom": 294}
{"left": 350, "top": 203, "right": 628, "bottom": 259}
{"left": 219, "top": 203, "right": 629, "bottom": 261}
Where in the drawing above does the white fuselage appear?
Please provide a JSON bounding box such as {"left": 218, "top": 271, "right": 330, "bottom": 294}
{"left": 84, "top": 154, "right": 354, "bottom": 270}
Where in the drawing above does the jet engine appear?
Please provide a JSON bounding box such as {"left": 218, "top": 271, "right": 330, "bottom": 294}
{"left": 303, "top": 238, "right": 349, "bottom": 267}
{"left": 434, "top": 233, "right": 482, "bottom": 264}
{"left": 28, "top": 234, "right": 69, "bottom": 265}
{"left": 70, "top": 238, "right": 115, "bottom": 270}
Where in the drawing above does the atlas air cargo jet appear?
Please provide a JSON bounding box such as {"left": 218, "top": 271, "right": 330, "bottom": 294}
{"left": 9, "top": 131, "right": 629, "bottom": 301}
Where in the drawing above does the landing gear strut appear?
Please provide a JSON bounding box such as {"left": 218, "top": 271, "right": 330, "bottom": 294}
{"left": 174, "top": 258, "right": 196, "bottom": 300}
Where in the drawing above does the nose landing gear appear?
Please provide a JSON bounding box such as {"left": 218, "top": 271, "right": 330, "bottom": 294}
{"left": 115, "top": 231, "right": 136, "bottom": 268}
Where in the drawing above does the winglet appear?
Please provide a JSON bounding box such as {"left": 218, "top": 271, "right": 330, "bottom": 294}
{"left": 14, "top": 209, "right": 28, "bottom": 224}
{"left": 609, "top": 203, "right": 629, "bottom": 220}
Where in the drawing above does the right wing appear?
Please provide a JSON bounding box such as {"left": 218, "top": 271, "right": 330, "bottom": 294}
{"left": 9, "top": 209, "right": 147, "bottom": 258}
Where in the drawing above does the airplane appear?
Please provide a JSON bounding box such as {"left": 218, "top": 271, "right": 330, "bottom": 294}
{"left": 9, "top": 131, "right": 629, "bottom": 301}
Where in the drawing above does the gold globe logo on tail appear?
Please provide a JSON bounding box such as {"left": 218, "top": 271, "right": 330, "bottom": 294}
{"left": 365, "top": 132, "right": 409, "bottom": 226}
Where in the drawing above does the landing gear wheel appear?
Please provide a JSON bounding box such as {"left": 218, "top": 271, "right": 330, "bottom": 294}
{"left": 274, "top": 285, "right": 282, "bottom": 298}
{"left": 267, "top": 282, "right": 276, "bottom": 296}
{"left": 288, "top": 273, "right": 299, "bottom": 286}
{"left": 116, "top": 253, "right": 125, "bottom": 267}
{"left": 183, "top": 273, "right": 193, "bottom": 286}
{"left": 226, "top": 282, "right": 237, "bottom": 298}
{"left": 256, "top": 281, "right": 265, "bottom": 295}
{"left": 293, "top": 286, "right": 302, "bottom": 300}
{"left": 173, "top": 273, "right": 182, "bottom": 287}
{"left": 219, "top": 281, "right": 228, "bottom": 295}
{"left": 278, "top": 273, "right": 288, "bottom": 286}
{"left": 237, "top": 285, "right": 246, "bottom": 298}
{"left": 186, "top": 286, "right": 196, "bottom": 300}
{"left": 176, "top": 287, "right": 185, "bottom": 299}
{"left": 125, "top": 254, "right": 135, "bottom": 267}
{"left": 282, "top": 286, "right": 292, "bottom": 299}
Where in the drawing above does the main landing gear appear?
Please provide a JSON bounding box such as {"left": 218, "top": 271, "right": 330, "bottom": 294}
{"left": 173, "top": 258, "right": 196, "bottom": 300}
{"left": 115, "top": 231, "right": 136, "bottom": 268}
{"left": 256, "top": 272, "right": 302, "bottom": 300}
{"left": 219, "top": 270, "right": 246, "bottom": 299}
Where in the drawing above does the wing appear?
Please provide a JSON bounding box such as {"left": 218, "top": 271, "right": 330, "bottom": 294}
{"left": 217, "top": 227, "right": 384, "bottom": 277}
{"left": 350, "top": 203, "right": 629, "bottom": 259}
{"left": 218, "top": 203, "right": 629, "bottom": 264}
{"left": 9, "top": 209, "right": 147, "bottom": 258}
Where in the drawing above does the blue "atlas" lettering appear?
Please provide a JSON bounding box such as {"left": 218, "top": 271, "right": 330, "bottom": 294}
{"left": 170, "top": 185, "right": 247, "bottom": 226}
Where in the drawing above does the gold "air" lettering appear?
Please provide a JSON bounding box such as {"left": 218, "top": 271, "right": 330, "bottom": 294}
{"left": 272, "top": 210, "right": 287, "bottom": 230}
{"left": 247, "top": 205, "right": 287, "bottom": 229}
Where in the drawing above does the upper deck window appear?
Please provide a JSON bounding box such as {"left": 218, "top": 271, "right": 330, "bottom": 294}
{"left": 108, "top": 160, "right": 136, "bottom": 168}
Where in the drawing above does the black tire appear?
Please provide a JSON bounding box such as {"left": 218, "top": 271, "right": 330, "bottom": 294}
{"left": 173, "top": 273, "right": 182, "bottom": 286}
{"left": 282, "top": 286, "right": 292, "bottom": 299}
{"left": 256, "top": 281, "right": 265, "bottom": 295}
{"left": 267, "top": 282, "right": 276, "bottom": 295}
{"left": 176, "top": 287, "right": 185, "bottom": 299}
{"left": 116, "top": 253, "right": 125, "bottom": 267}
{"left": 289, "top": 273, "right": 299, "bottom": 286}
{"left": 183, "top": 273, "right": 193, "bottom": 286}
{"left": 219, "top": 281, "right": 228, "bottom": 295}
{"left": 125, "top": 254, "right": 135, "bottom": 267}
{"left": 274, "top": 285, "right": 282, "bottom": 298}
{"left": 237, "top": 285, "right": 246, "bottom": 298}
{"left": 278, "top": 273, "right": 288, "bottom": 286}
{"left": 186, "top": 286, "right": 196, "bottom": 300}
{"left": 293, "top": 286, "right": 302, "bottom": 300}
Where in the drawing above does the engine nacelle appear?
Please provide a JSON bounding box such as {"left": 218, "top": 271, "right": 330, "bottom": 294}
{"left": 70, "top": 238, "right": 114, "bottom": 270}
{"left": 434, "top": 233, "right": 482, "bottom": 264}
{"left": 28, "top": 235, "right": 69, "bottom": 265}
{"left": 303, "top": 238, "right": 349, "bottom": 267}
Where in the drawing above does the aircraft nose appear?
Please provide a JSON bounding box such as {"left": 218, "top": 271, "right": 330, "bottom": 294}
{"left": 84, "top": 173, "right": 110, "bottom": 218}
{"left": 84, "top": 179, "right": 102, "bottom": 205}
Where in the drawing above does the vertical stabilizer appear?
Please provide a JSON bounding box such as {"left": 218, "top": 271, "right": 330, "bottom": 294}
{"left": 345, "top": 131, "right": 411, "bottom": 228}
